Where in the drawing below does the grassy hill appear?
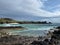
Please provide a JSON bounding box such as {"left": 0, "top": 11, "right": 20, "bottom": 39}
{"left": 0, "top": 18, "right": 17, "bottom": 24}
{"left": 0, "top": 18, "right": 51, "bottom": 24}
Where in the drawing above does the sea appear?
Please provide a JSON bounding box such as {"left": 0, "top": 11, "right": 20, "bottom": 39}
{"left": 0, "top": 23, "right": 60, "bottom": 37}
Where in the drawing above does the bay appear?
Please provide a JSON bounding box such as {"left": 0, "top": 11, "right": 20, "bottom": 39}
{"left": 0, "top": 23, "right": 60, "bottom": 37}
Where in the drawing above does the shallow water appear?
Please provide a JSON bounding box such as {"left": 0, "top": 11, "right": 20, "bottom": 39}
{"left": 0, "top": 23, "right": 60, "bottom": 37}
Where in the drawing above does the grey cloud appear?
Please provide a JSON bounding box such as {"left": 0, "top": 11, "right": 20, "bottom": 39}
{"left": 0, "top": 0, "right": 60, "bottom": 23}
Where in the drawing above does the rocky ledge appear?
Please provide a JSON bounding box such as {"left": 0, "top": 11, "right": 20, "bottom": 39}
{"left": 0, "top": 26, "right": 25, "bottom": 30}
{"left": 0, "top": 26, "right": 60, "bottom": 45}
{"left": 30, "top": 26, "right": 60, "bottom": 45}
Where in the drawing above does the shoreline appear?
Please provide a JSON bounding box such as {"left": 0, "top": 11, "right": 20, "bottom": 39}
{"left": 0, "top": 26, "right": 60, "bottom": 45}
{"left": 0, "top": 23, "right": 60, "bottom": 45}
{"left": 0, "top": 26, "right": 25, "bottom": 30}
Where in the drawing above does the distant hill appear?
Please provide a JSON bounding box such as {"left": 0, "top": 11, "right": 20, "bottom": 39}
{"left": 0, "top": 18, "right": 52, "bottom": 24}
{"left": 0, "top": 18, "right": 17, "bottom": 24}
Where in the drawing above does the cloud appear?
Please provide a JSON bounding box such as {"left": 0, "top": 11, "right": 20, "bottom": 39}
{"left": 41, "top": 17, "right": 60, "bottom": 23}
{"left": 0, "top": 0, "right": 60, "bottom": 18}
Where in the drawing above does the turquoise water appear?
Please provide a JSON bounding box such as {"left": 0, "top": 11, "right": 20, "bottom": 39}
{"left": 0, "top": 23, "right": 60, "bottom": 37}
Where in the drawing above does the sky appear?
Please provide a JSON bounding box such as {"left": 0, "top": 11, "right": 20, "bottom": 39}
{"left": 0, "top": 0, "right": 60, "bottom": 23}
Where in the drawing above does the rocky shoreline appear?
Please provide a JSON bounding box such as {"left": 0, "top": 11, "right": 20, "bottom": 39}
{"left": 0, "top": 26, "right": 25, "bottom": 30}
{"left": 0, "top": 26, "right": 60, "bottom": 45}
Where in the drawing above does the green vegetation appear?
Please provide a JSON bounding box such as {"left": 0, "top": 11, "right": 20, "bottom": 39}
{"left": 18, "top": 21, "right": 51, "bottom": 24}
{"left": 0, "top": 18, "right": 17, "bottom": 24}
{"left": 0, "top": 18, "right": 52, "bottom": 24}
